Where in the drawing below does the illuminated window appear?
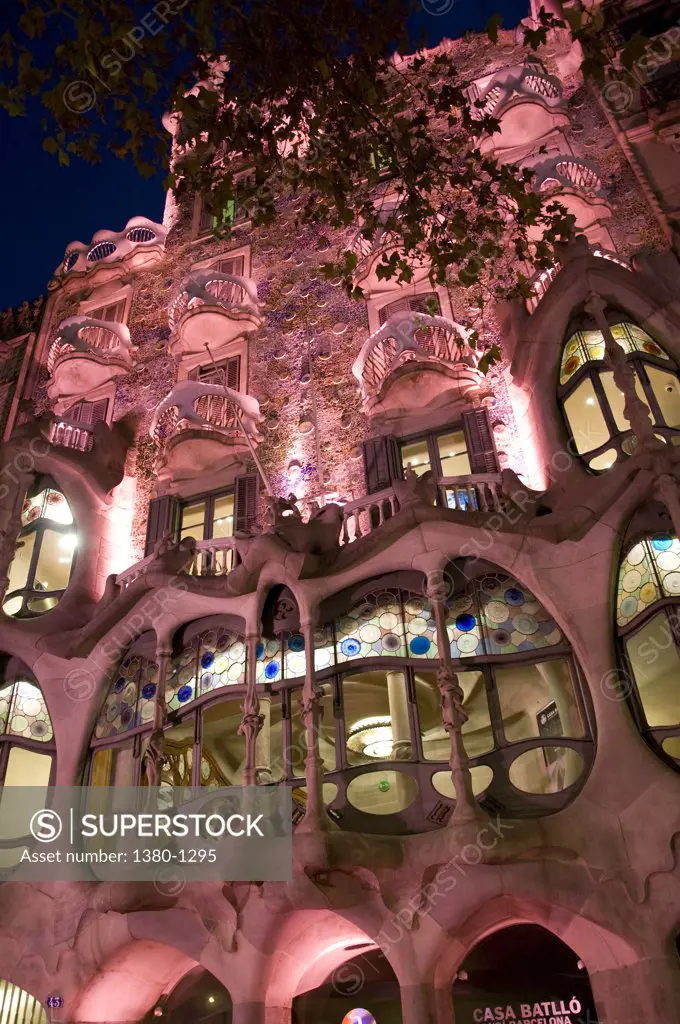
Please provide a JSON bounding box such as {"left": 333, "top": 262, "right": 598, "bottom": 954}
{"left": 4, "top": 477, "right": 76, "bottom": 618}
{"left": 617, "top": 524, "right": 680, "bottom": 769}
{"left": 559, "top": 318, "right": 680, "bottom": 472}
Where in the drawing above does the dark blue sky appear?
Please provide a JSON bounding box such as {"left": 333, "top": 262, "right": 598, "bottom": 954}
{"left": 0, "top": 0, "right": 529, "bottom": 310}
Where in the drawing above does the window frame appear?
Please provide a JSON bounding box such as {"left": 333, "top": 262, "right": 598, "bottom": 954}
{"left": 5, "top": 481, "right": 76, "bottom": 619}
{"left": 617, "top": 583, "right": 680, "bottom": 770}
{"left": 177, "top": 486, "right": 236, "bottom": 544}
{"left": 558, "top": 321, "right": 680, "bottom": 471}
{"left": 397, "top": 421, "right": 475, "bottom": 508}
{"left": 0, "top": 673, "right": 57, "bottom": 787}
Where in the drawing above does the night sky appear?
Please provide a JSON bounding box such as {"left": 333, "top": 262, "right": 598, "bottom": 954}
{"left": 0, "top": 0, "right": 530, "bottom": 310}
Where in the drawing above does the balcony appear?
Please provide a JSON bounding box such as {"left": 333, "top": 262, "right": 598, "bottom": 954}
{"left": 47, "top": 316, "right": 136, "bottom": 410}
{"left": 58, "top": 217, "right": 167, "bottom": 278}
{"left": 47, "top": 416, "right": 94, "bottom": 453}
{"left": 150, "top": 380, "right": 263, "bottom": 483}
{"left": 352, "top": 312, "right": 483, "bottom": 417}
{"left": 339, "top": 476, "right": 503, "bottom": 543}
{"left": 168, "top": 269, "right": 263, "bottom": 359}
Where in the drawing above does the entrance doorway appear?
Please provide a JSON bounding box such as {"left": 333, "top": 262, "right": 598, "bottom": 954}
{"left": 452, "top": 925, "right": 598, "bottom": 1023}
{"left": 292, "top": 948, "right": 401, "bottom": 1024}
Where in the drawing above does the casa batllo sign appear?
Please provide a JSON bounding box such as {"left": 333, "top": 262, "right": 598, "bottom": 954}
{"left": 468, "top": 996, "right": 586, "bottom": 1024}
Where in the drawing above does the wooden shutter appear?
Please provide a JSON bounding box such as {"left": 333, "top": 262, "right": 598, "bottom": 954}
{"left": 65, "top": 399, "right": 108, "bottom": 425}
{"left": 362, "top": 436, "right": 401, "bottom": 494}
{"left": 197, "top": 356, "right": 240, "bottom": 389}
{"left": 378, "top": 293, "right": 440, "bottom": 326}
{"left": 234, "top": 474, "right": 259, "bottom": 533}
{"left": 462, "top": 409, "right": 498, "bottom": 474}
{"left": 144, "top": 496, "right": 178, "bottom": 556}
{"left": 88, "top": 299, "right": 125, "bottom": 323}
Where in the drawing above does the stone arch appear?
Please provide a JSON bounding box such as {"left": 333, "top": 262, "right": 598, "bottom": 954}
{"left": 432, "top": 895, "right": 639, "bottom": 992}
{"left": 73, "top": 941, "right": 199, "bottom": 1023}
{"left": 265, "top": 910, "right": 395, "bottom": 1020}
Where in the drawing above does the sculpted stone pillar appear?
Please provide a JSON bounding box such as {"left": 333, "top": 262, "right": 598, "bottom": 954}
{"left": 142, "top": 635, "right": 173, "bottom": 805}
{"left": 297, "top": 619, "right": 333, "bottom": 832}
{"left": 431, "top": 588, "right": 487, "bottom": 825}
{"left": 588, "top": 953, "right": 680, "bottom": 1024}
{"left": 239, "top": 635, "right": 263, "bottom": 788}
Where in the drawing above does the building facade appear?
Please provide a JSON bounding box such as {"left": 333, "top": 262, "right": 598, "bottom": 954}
{"left": 0, "top": 3, "right": 680, "bottom": 1023}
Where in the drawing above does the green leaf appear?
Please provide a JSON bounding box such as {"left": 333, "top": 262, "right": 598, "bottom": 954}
{"left": 485, "top": 14, "right": 503, "bottom": 45}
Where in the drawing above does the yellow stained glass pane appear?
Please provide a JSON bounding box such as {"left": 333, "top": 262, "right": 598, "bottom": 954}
{"left": 563, "top": 378, "right": 610, "bottom": 454}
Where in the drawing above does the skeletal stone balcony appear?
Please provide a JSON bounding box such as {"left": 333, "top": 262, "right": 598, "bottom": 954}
{"left": 150, "top": 380, "right": 264, "bottom": 482}
{"left": 47, "top": 316, "right": 136, "bottom": 411}
{"left": 58, "top": 216, "right": 167, "bottom": 278}
{"left": 168, "top": 269, "right": 263, "bottom": 359}
{"left": 352, "top": 311, "right": 483, "bottom": 417}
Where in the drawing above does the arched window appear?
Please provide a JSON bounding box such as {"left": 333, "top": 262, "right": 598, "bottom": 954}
{"left": 559, "top": 317, "right": 680, "bottom": 471}
{"left": 0, "top": 657, "right": 55, "bottom": 788}
{"left": 4, "top": 477, "right": 76, "bottom": 618}
{"left": 616, "top": 509, "right": 680, "bottom": 769}
{"left": 87, "top": 573, "right": 594, "bottom": 832}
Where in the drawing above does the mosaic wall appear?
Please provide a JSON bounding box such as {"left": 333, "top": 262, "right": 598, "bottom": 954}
{"left": 617, "top": 535, "right": 680, "bottom": 628}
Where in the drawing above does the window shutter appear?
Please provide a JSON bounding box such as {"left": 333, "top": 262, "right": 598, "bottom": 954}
{"left": 88, "top": 399, "right": 109, "bottom": 425}
{"left": 378, "top": 293, "right": 440, "bottom": 325}
{"left": 144, "top": 496, "right": 178, "bottom": 556}
{"left": 462, "top": 409, "right": 498, "bottom": 474}
{"left": 226, "top": 356, "right": 240, "bottom": 390}
{"left": 67, "top": 399, "right": 109, "bottom": 425}
{"left": 362, "top": 436, "right": 401, "bottom": 494}
{"left": 216, "top": 255, "right": 245, "bottom": 276}
{"left": 234, "top": 474, "right": 259, "bottom": 533}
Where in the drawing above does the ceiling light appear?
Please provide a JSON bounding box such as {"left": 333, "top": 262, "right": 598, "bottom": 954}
{"left": 347, "top": 716, "right": 393, "bottom": 759}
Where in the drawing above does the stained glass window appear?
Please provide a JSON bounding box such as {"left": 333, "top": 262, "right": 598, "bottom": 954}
{"left": 5, "top": 478, "right": 76, "bottom": 618}
{"left": 616, "top": 535, "right": 680, "bottom": 627}
{"left": 166, "top": 627, "right": 246, "bottom": 710}
{"left": 559, "top": 321, "right": 679, "bottom": 473}
{"left": 0, "top": 680, "right": 53, "bottom": 742}
{"left": 95, "top": 653, "right": 159, "bottom": 738}
{"left": 446, "top": 573, "right": 563, "bottom": 658}
{"left": 560, "top": 322, "right": 669, "bottom": 386}
{"left": 335, "top": 589, "right": 407, "bottom": 662}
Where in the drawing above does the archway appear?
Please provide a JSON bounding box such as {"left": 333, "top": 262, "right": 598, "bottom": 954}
{"left": 452, "top": 925, "right": 597, "bottom": 1023}
{"left": 292, "top": 947, "right": 400, "bottom": 1024}
{"left": 142, "top": 966, "right": 232, "bottom": 1024}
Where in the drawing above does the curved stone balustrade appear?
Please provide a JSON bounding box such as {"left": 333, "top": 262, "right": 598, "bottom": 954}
{"left": 534, "top": 156, "right": 605, "bottom": 196}
{"left": 168, "top": 269, "right": 263, "bottom": 357}
{"left": 466, "top": 61, "right": 563, "bottom": 121}
{"left": 57, "top": 217, "right": 166, "bottom": 278}
{"left": 352, "top": 311, "right": 482, "bottom": 412}
{"left": 150, "top": 379, "right": 264, "bottom": 482}
{"left": 47, "top": 316, "right": 136, "bottom": 408}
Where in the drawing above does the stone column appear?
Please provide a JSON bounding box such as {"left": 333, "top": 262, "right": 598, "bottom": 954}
{"left": 400, "top": 980, "right": 438, "bottom": 1024}
{"left": 431, "top": 592, "right": 487, "bottom": 825}
{"left": 231, "top": 1002, "right": 266, "bottom": 1024}
{"left": 297, "top": 619, "right": 333, "bottom": 832}
{"left": 239, "top": 635, "right": 263, "bottom": 788}
{"left": 387, "top": 669, "right": 411, "bottom": 760}
{"left": 254, "top": 695, "right": 272, "bottom": 783}
{"left": 141, "top": 634, "right": 174, "bottom": 807}
{"left": 588, "top": 953, "right": 680, "bottom": 1024}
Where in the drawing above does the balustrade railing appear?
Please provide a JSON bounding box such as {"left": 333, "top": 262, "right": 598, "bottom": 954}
{"left": 48, "top": 322, "right": 127, "bottom": 373}
{"left": 339, "top": 474, "right": 503, "bottom": 545}
{"left": 152, "top": 392, "right": 241, "bottom": 446}
{"left": 188, "top": 538, "right": 237, "bottom": 576}
{"left": 360, "top": 323, "right": 476, "bottom": 402}
{"left": 169, "top": 272, "right": 259, "bottom": 330}
{"left": 48, "top": 418, "right": 94, "bottom": 452}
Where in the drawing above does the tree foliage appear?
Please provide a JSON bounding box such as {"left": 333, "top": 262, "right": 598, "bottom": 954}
{"left": 0, "top": 0, "right": 654, "bottom": 336}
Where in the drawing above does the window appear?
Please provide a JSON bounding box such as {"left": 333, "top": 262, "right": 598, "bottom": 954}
{"left": 559, "top": 319, "right": 680, "bottom": 471}
{"left": 190, "top": 355, "right": 240, "bottom": 390}
{"left": 4, "top": 478, "right": 76, "bottom": 618}
{"left": 617, "top": 527, "right": 680, "bottom": 769}
{"left": 198, "top": 195, "right": 246, "bottom": 237}
{"left": 178, "top": 490, "right": 235, "bottom": 543}
{"left": 81, "top": 298, "right": 127, "bottom": 350}
{"left": 0, "top": 663, "right": 55, "bottom": 857}
{"left": 378, "top": 292, "right": 441, "bottom": 326}
{"left": 399, "top": 412, "right": 497, "bottom": 510}
{"left": 86, "top": 569, "right": 593, "bottom": 829}
{"left": 63, "top": 398, "right": 109, "bottom": 427}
